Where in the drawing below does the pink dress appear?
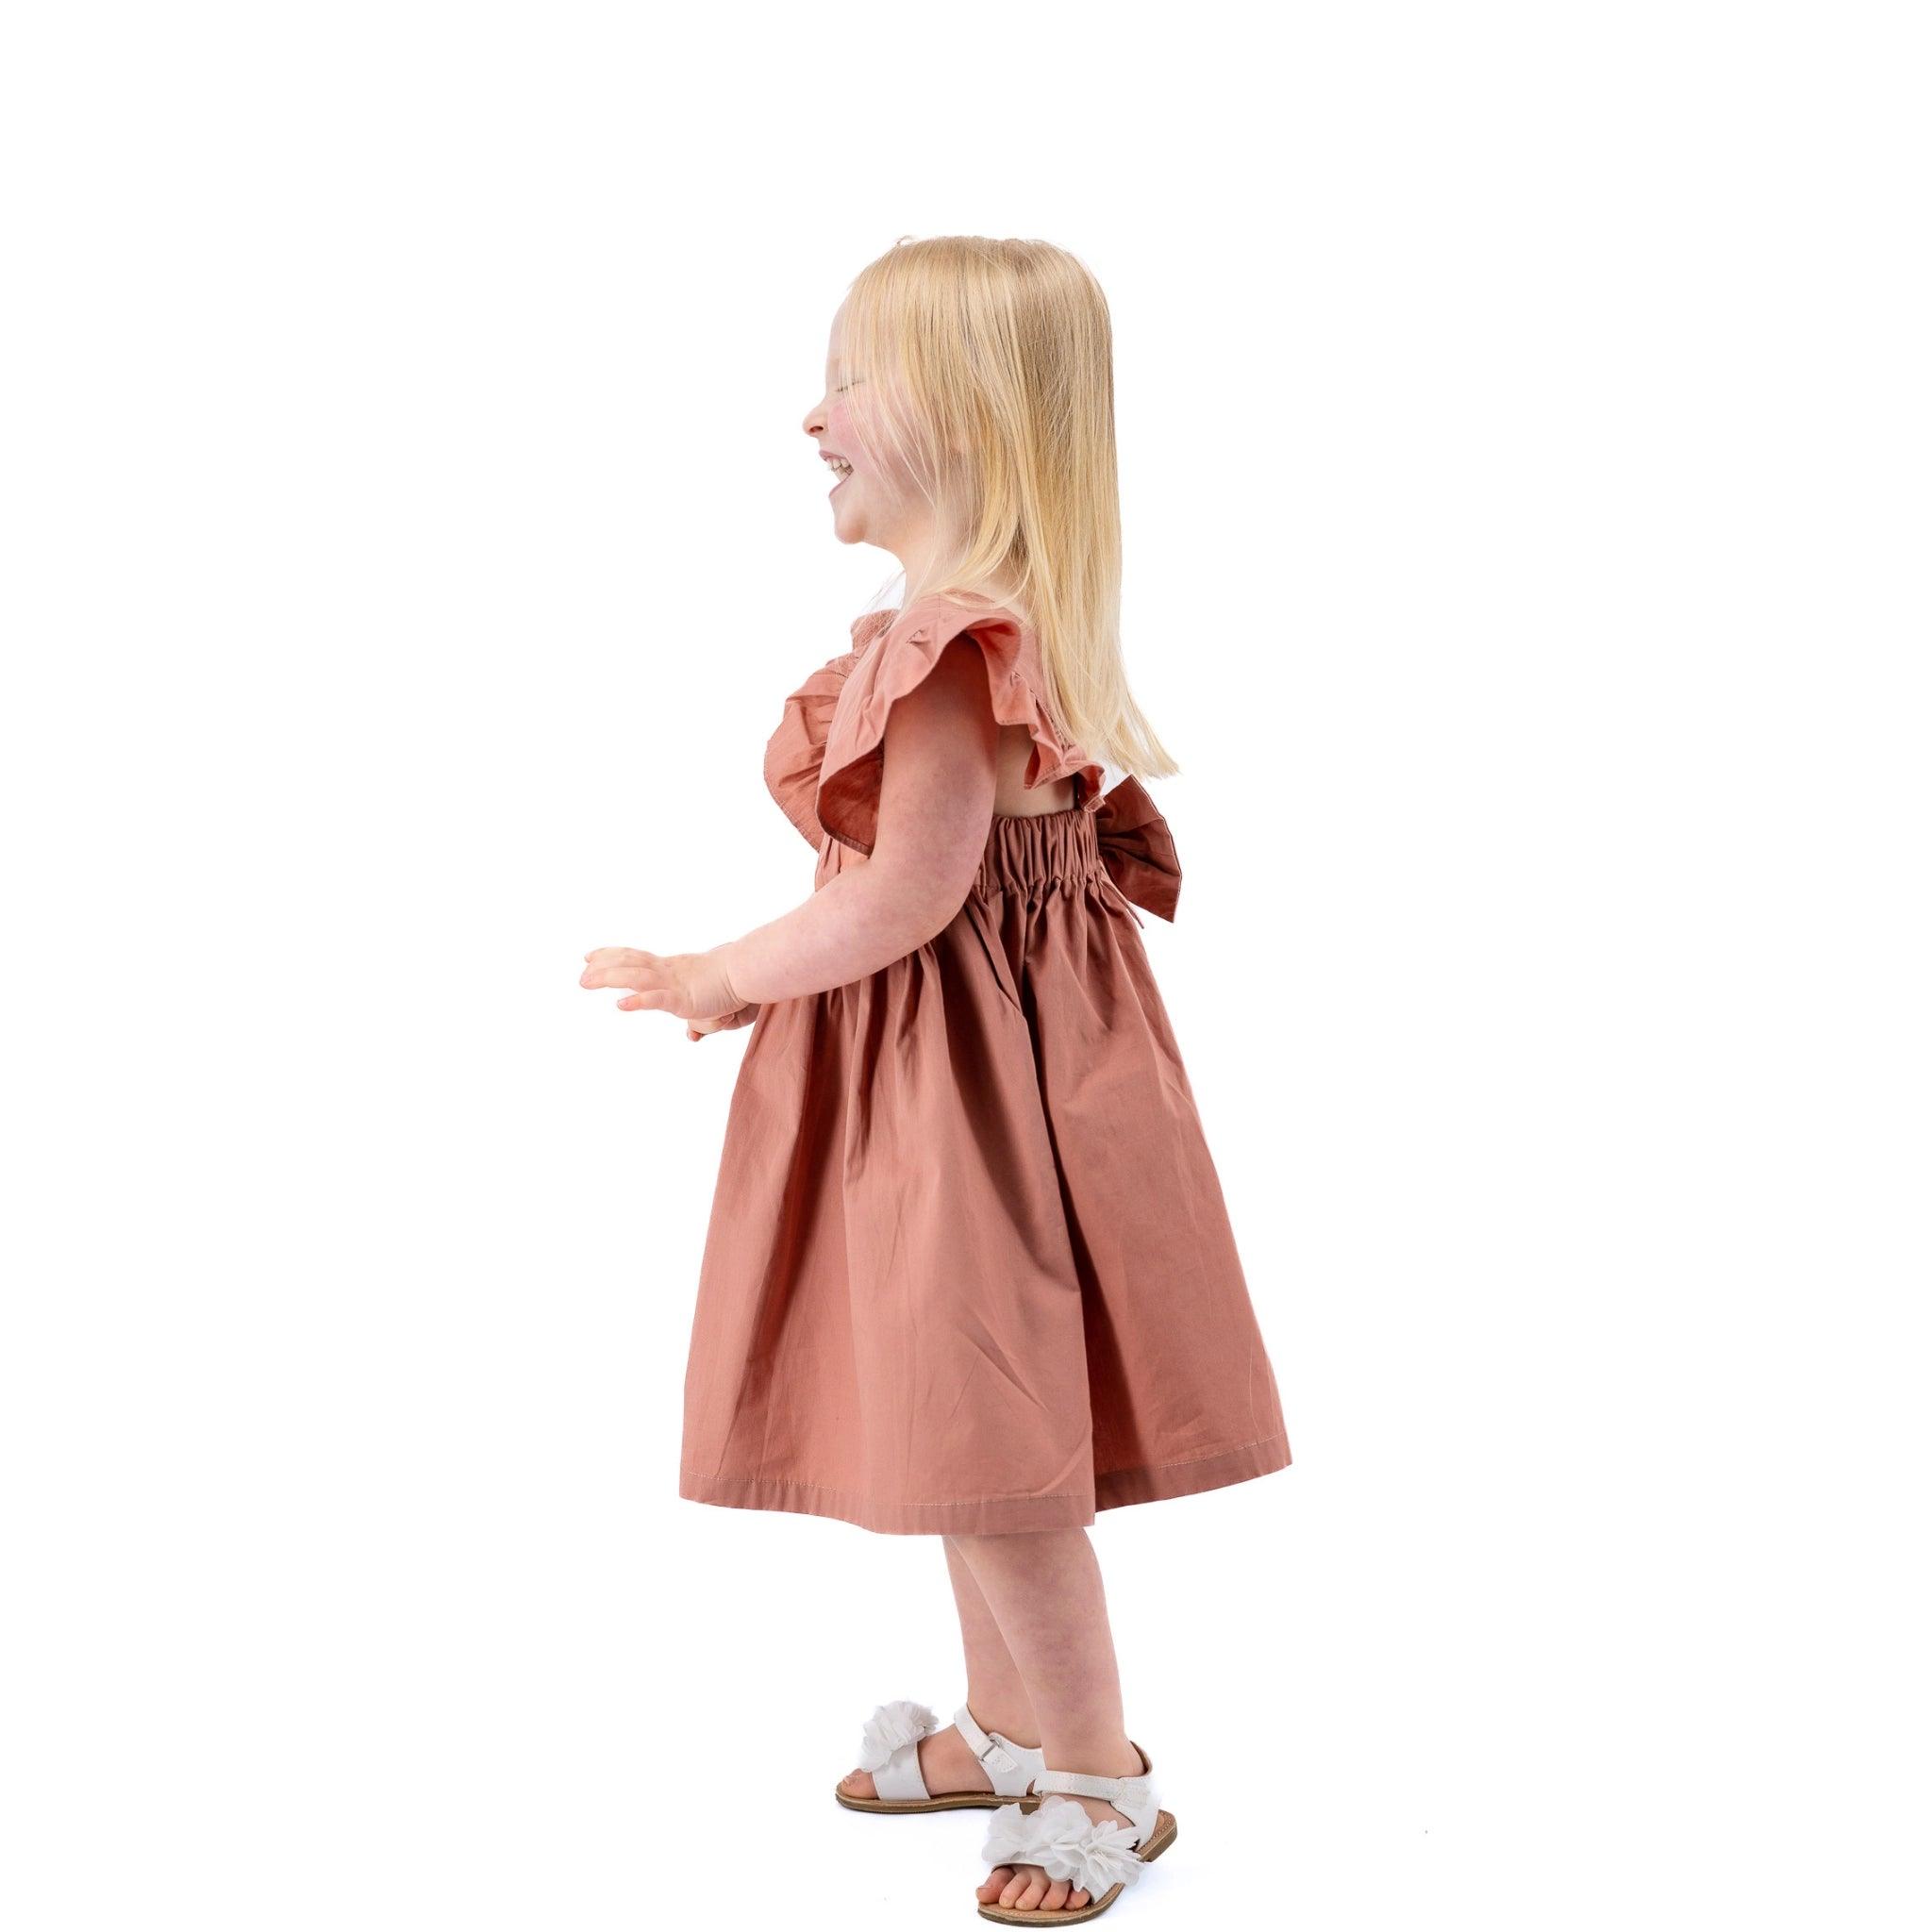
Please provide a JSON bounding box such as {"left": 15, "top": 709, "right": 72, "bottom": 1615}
{"left": 678, "top": 593, "right": 1291, "bottom": 1534}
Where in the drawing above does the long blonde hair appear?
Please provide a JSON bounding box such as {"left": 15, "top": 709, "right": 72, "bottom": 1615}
{"left": 839, "top": 235, "right": 1178, "bottom": 779}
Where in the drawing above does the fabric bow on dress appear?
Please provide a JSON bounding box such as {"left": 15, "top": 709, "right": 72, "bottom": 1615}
{"left": 1093, "top": 774, "right": 1182, "bottom": 923}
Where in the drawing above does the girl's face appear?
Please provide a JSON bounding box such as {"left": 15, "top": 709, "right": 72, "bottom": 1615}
{"left": 802, "top": 302, "right": 934, "bottom": 563}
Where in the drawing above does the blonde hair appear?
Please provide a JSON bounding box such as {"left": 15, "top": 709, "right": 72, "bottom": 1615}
{"left": 839, "top": 235, "right": 1178, "bottom": 779}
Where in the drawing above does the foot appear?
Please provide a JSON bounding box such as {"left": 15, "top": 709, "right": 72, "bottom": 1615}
{"left": 975, "top": 1791, "right": 1124, "bottom": 1914}
{"left": 839, "top": 1721, "right": 1011, "bottom": 1804}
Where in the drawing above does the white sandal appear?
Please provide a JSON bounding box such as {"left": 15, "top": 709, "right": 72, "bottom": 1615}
{"left": 976, "top": 1744, "right": 1177, "bottom": 1924}
{"left": 836, "top": 1699, "right": 1046, "bottom": 1815}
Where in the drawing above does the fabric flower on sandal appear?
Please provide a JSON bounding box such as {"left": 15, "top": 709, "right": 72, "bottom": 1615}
{"left": 857, "top": 1699, "right": 940, "bottom": 1774}
{"left": 981, "top": 1794, "right": 1148, "bottom": 1896}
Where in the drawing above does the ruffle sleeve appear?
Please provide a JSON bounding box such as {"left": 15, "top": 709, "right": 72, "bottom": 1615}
{"left": 762, "top": 609, "right": 896, "bottom": 849}
{"left": 815, "top": 595, "right": 1106, "bottom": 858}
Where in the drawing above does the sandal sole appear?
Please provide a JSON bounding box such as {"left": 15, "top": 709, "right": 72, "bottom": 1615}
{"left": 835, "top": 1789, "right": 1044, "bottom": 1816}
{"left": 975, "top": 1810, "right": 1179, "bottom": 1924}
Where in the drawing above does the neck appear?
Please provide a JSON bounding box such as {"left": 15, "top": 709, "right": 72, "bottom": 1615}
{"left": 887, "top": 538, "right": 1024, "bottom": 618}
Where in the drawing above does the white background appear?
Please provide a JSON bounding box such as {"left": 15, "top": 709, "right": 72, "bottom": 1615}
{"left": 4, "top": 5, "right": 1927, "bottom": 1927}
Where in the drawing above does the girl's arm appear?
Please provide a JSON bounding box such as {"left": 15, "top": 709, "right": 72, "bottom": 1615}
{"left": 712, "top": 632, "right": 1000, "bottom": 1007}
{"left": 580, "top": 633, "right": 1003, "bottom": 1020}
{"left": 584, "top": 635, "right": 999, "bottom": 1020}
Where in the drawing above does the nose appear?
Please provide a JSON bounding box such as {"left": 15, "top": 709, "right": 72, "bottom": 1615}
{"left": 803, "top": 398, "right": 826, "bottom": 439}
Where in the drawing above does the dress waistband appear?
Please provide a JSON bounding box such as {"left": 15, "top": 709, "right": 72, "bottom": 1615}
{"left": 969, "top": 778, "right": 1183, "bottom": 925}
{"left": 974, "top": 805, "right": 1107, "bottom": 901}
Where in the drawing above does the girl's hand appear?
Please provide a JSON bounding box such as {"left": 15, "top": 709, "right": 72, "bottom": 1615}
{"left": 579, "top": 946, "right": 744, "bottom": 1024}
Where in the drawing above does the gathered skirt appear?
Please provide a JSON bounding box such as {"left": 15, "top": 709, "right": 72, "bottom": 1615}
{"left": 678, "top": 802, "right": 1291, "bottom": 1535}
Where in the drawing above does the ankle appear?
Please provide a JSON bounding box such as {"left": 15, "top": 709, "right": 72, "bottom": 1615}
{"left": 963, "top": 1699, "right": 1041, "bottom": 1750}
{"left": 1040, "top": 1730, "right": 1141, "bottom": 1777}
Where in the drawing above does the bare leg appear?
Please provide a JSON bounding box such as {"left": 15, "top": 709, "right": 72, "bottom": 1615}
{"left": 837, "top": 1538, "right": 1041, "bottom": 1802}
{"left": 942, "top": 1533, "right": 1042, "bottom": 1744}
{"left": 951, "top": 1527, "right": 1142, "bottom": 1916}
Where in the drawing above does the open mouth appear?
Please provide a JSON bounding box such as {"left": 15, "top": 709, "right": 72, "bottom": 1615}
{"left": 824, "top": 456, "right": 854, "bottom": 494}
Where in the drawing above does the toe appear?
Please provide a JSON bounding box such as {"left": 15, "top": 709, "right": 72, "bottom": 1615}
{"left": 1041, "top": 1878, "right": 1072, "bottom": 1911}
{"left": 978, "top": 1866, "right": 1014, "bottom": 1902}
{"left": 840, "top": 1769, "right": 876, "bottom": 1799}
{"left": 1019, "top": 1873, "right": 1051, "bottom": 1910}
{"left": 999, "top": 1871, "right": 1031, "bottom": 1908}
{"left": 1069, "top": 1888, "right": 1091, "bottom": 1908}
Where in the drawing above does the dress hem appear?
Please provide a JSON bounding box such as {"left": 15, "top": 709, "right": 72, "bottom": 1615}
{"left": 678, "top": 1434, "right": 1291, "bottom": 1537}
{"left": 678, "top": 1470, "right": 1097, "bottom": 1536}
{"left": 1095, "top": 1432, "right": 1292, "bottom": 1511}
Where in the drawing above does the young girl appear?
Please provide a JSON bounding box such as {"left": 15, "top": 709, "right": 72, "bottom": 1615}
{"left": 581, "top": 236, "right": 1291, "bottom": 1924}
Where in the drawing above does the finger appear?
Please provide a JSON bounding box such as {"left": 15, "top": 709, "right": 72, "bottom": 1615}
{"left": 582, "top": 947, "right": 658, "bottom": 967}
{"left": 580, "top": 963, "right": 668, "bottom": 991}
{"left": 613, "top": 990, "right": 678, "bottom": 1013}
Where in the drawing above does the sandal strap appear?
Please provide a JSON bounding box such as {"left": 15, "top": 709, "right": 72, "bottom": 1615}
{"left": 953, "top": 1703, "right": 1009, "bottom": 1770}
{"left": 954, "top": 1705, "right": 1043, "bottom": 1796}
{"left": 858, "top": 1699, "right": 938, "bottom": 1802}
{"left": 1034, "top": 1744, "right": 1158, "bottom": 1841}
{"left": 1036, "top": 1769, "right": 1140, "bottom": 1802}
